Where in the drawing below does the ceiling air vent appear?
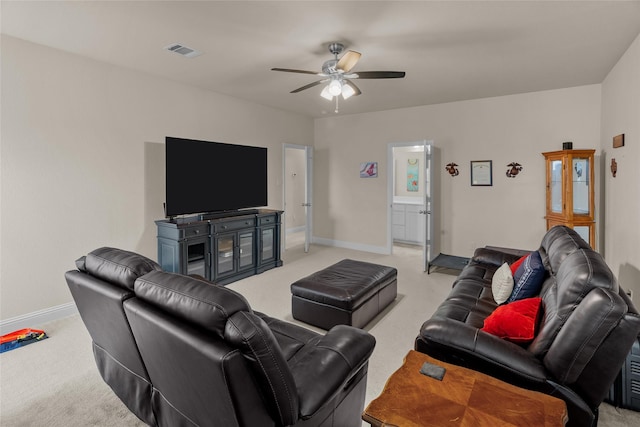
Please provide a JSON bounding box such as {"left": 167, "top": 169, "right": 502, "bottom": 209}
{"left": 163, "top": 43, "right": 202, "bottom": 58}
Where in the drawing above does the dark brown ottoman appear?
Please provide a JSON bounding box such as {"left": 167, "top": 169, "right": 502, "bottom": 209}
{"left": 291, "top": 259, "right": 398, "bottom": 330}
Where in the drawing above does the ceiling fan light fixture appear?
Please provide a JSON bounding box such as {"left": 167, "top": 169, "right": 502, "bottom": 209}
{"left": 328, "top": 79, "right": 343, "bottom": 96}
{"left": 274, "top": 42, "right": 405, "bottom": 108}
{"left": 320, "top": 86, "right": 334, "bottom": 100}
{"left": 341, "top": 83, "right": 356, "bottom": 99}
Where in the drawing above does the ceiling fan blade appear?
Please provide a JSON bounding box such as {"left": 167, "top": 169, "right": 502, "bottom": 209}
{"left": 271, "top": 68, "right": 320, "bottom": 75}
{"left": 336, "top": 50, "right": 361, "bottom": 73}
{"left": 344, "top": 80, "right": 362, "bottom": 96}
{"left": 290, "top": 79, "right": 327, "bottom": 93}
{"left": 353, "top": 71, "right": 406, "bottom": 79}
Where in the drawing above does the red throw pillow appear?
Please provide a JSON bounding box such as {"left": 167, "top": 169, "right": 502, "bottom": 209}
{"left": 481, "top": 297, "right": 542, "bottom": 343}
{"left": 510, "top": 255, "right": 528, "bottom": 276}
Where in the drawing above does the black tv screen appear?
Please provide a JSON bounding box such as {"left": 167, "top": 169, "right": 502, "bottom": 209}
{"left": 165, "top": 137, "right": 267, "bottom": 217}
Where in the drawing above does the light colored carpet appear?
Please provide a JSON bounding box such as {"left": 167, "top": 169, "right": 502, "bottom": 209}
{"left": 1, "top": 239, "right": 638, "bottom": 426}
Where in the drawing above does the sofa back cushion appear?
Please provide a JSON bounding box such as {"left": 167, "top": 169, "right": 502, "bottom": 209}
{"left": 539, "top": 226, "right": 591, "bottom": 275}
{"left": 124, "top": 296, "right": 272, "bottom": 427}
{"left": 80, "top": 247, "right": 161, "bottom": 290}
{"left": 529, "top": 249, "right": 618, "bottom": 359}
{"left": 134, "top": 270, "right": 251, "bottom": 338}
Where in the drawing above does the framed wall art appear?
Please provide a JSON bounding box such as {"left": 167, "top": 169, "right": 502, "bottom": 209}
{"left": 406, "top": 158, "right": 419, "bottom": 191}
{"left": 360, "top": 162, "right": 378, "bottom": 178}
{"left": 471, "top": 160, "right": 492, "bottom": 186}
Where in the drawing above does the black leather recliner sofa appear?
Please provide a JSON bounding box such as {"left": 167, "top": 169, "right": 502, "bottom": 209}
{"left": 66, "top": 247, "right": 375, "bottom": 427}
{"left": 416, "top": 226, "right": 640, "bottom": 427}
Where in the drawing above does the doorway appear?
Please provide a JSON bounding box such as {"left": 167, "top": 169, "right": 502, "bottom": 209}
{"left": 387, "top": 141, "right": 435, "bottom": 271}
{"left": 283, "top": 144, "right": 313, "bottom": 252}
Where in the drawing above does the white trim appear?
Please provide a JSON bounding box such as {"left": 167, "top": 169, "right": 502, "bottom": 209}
{"left": 312, "top": 237, "right": 390, "bottom": 255}
{"left": 1, "top": 302, "right": 78, "bottom": 334}
{"left": 286, "top": 226, "right": 306, "bottom": 234}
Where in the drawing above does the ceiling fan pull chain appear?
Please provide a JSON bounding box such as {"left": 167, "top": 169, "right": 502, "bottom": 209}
{"left": 335, "top": 96, "right": 339, "bottom": 113}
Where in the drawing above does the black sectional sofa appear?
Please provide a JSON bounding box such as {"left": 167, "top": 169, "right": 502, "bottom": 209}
{"left": 416, "top": 226, "right": 640, "bottom": 427}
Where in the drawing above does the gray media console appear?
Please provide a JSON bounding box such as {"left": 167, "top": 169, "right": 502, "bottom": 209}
{"left": 156, "top": 209, "right": 282, "bottom": 285}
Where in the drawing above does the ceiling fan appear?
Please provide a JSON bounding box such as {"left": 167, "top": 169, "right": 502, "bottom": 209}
{"left": 271, "top": 42, "right": 406, "bottom": 102}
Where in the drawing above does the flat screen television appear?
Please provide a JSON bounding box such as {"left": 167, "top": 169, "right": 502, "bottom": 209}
{"left": 165, "top": 137, "right": 267, "bottom": 217}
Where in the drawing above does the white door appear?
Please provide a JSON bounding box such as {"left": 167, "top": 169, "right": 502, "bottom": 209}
{"left": 283, "top": 144, "right": 313, "bottom": 253}
{"left": 421, "top": 141, "right": 434, "bottom": 272}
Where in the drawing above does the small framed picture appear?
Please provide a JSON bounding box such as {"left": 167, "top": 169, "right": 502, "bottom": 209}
{"left": 471, "top": 160, "right": 492, "bottom": 186}
{"left": 360, "top": 162, "right": 378, "bottom": 178}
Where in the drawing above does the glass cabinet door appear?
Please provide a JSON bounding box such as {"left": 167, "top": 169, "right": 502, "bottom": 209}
{"left": 572, "top": 156, "right": 590, "bottom": 215}
{"left": 217, "top": 234, "right": 235, "bottom": 275}
{"left": 550, "top": 159, "right": 563, "bottom": 214}
{"left": 238, "top": 231, "right": 254, "bottom": 269}
{"left": 261, "top": 228, "right": 274, "bottom": 262}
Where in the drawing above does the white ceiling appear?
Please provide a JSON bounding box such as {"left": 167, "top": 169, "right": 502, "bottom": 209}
{"left": 3, "top": 1, "right": 640, "bottom": 118}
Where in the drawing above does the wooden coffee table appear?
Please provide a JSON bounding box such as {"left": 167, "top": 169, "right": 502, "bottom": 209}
{"left": 363, "top": 350, "right": 567, "bottom": 427}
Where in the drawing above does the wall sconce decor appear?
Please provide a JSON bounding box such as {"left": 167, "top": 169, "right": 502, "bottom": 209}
{"left": 611, "top": 158, "right": 617, "bottom": 177}
{"left": 445, "top": 163, "right": 459, "bottom": 177}
{"left": 506, "top": 162, "right": 523, "bottom": 178}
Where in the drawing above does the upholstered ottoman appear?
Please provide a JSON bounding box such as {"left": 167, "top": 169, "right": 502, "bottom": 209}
{"left": 291, "top": 259, "right": 398, "bottom": 330}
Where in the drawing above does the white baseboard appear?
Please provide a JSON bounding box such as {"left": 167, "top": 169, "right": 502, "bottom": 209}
{"left": 312, "top": 237, "right": 390, "bottom": 255}
{"left": 1, "top": 302, "right": 78, "bottom": 334}
{"left": 286, "top": 226, "right": 306, "bottom": 234}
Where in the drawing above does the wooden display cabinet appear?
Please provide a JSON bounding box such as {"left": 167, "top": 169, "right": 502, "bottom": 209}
{"left": 543, "top": 149, "right": 595, "bottom": 248}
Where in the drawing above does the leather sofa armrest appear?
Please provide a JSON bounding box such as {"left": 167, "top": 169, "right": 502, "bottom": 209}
{"left": 544, "top": 288, "right": 628, "bottom": 384}
{"left": 417, "top": 318, "right": 547, "bottom": 382}
{"left": 472, "top": 247, "right": 526, "bottom": 267}
{"left": 290, "top": 325, "right": 375, "bottom": 419}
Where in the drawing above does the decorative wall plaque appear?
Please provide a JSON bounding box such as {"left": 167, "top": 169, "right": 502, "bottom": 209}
{"left": 613, "top": 134, "right": 625, "bottom": 148}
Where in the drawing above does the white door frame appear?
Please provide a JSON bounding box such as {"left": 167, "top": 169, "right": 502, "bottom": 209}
{"left": 387, "top": 140, "right": 434, "bottom": 270}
